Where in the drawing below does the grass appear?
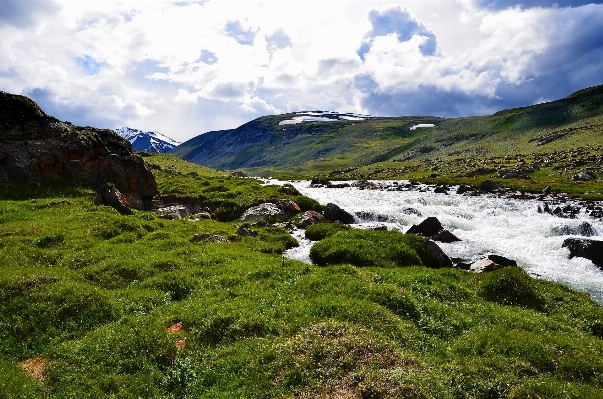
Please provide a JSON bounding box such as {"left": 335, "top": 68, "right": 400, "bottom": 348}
{"left": 1, "top": 160, "right": 603, "bottom": 398}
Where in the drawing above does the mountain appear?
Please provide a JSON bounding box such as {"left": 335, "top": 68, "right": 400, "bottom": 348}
{"left": 115, "top": 127, "right": 181, "bottom": 153}
{"left": 171, "top": 85, "right": 603, "bottom": 176}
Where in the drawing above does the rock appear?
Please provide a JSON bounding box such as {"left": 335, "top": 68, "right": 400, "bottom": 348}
{"left": 542, "top": 186, "right": 551, "bottom": 195}
{"left": 451, "top": 257, "right": 472, "bottom": 270}
{"left": 487, "top": 254, "right": 517, "bottom": 267}
{"left": 279, "top": 199, "right": 301, "bottom": 212}
{"left": 0, "top": 92, "right": 158, "bottom": 208}
{"left": 433, "top": 185, "right": 449, "bottom": 194}
{"left": 470, "top": 258, "right": 504, "bottom": 272}
{"left": 191, "top": 234, "right": 228, "bottom": 243}
{"left": 355, "top": 211, "right": 392, "bottom": 222}
{"left": 156, "top": 205, "right": 190, "bottom": 220}
{"left": 432, "top": 229, "right": 461, "bottom": 243}
{"left": 239, "top": 203, "right": 285, "bottom": 222}
{"left": 424, "top": 239, "right": 453, "bottom": 268}
{"left": 456, "top": 184, "right": 473, "bottom": 195}
{"left": 295, "top": 210, "right": 325, "bottom": 228}
{"left": 479, "top": 180, "right": 499, "bottom": 193}
{"left": 278, "top": 184, "right": 300, "bottom": 196}
{"left": 324, "top": 203, "right": 355, "bottom": 224}
{"left": 401, "top": 207, "right": 422, "bottom": 217}
{"left": 310, "top": 177, "right": 330, "bottom": 186}
{"left": 552, "top": 222, "right": 597, "bottom": 237}
{"left": 327, "top": 182, "right": 351, "bottom": 188}
{"left": 99, "top": 184, "right": 132, "bottom": 215}
{"left": 572, "top": 171, "right": 596, "bottom": 181}
{"left": 562, "top": 238, "right": 603, "bottom": 268}
{"left": 190, "top": 212, "right": 212, "bottom": 220}
{"left": 406, "top": 217, "right": 444, "bottom": 238}
{"left": 237, "top": 227, "right": 258, "bottom": 237}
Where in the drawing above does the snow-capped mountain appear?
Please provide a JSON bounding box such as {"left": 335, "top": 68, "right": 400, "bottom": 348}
{"left": 115, "top": 127, "right": 181, "bottom": 153}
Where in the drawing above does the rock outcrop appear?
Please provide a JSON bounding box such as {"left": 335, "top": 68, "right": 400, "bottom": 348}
{"left": 562, "top": 238, "right": 603, "bottom": 268}
{"left": 0, "top": 92, "right": 158, "bottom": 209}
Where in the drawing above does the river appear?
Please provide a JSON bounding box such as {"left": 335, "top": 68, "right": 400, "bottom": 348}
{"left": 274, "top": 180, "right": 603, "bottom": 305}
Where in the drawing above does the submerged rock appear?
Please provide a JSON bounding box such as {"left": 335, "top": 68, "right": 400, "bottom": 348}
{"left": 552, "top": 222, "right": 597, "bottom": 237}
{"left": 562, "top": 238, "right": 603, "bottom": 268}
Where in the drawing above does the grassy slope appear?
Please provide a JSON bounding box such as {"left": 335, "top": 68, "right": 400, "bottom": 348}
{"left": 172, "top": 85, "right": 603, "bottom": 198}
{"left": 1, "top": 156, "right": 603, "bottom": 398}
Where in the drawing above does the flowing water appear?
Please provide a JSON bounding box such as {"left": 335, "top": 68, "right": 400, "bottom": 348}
{"left": 274, "top": 180, "right": 603, "bottom": 305}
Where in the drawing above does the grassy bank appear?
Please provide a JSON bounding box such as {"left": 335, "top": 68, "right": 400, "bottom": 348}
{"left": 1, "top": 156, "right": 603, "bottom": 398}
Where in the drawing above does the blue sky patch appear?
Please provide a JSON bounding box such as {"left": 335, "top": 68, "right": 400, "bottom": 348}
{"left": 76, "top": 56, "right": 105, "bottom": 75}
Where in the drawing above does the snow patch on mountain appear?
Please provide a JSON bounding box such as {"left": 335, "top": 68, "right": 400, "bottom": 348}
{"left": 278, "top": 111, "right": 375, "bottom": 125}
{"left": 115, "top": 127, "right": 181, "bottom": 153}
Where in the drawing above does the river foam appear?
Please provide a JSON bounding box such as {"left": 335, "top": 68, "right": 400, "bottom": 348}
{"left": 275, "top": 180, "right": 603, "bottom": 305}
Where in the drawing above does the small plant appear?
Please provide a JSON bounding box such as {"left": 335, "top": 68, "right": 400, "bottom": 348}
{"left": 35, "top": 233, "right": 65, "bottom": 248}
{"left": 478, "top": 267, "right": 546, "bottom": 310}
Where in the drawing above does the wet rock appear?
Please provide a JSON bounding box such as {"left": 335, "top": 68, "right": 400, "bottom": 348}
{"left": 424, "top": 239, "right": 453, "bottom": 268}
{"left": 278, "top": 184, "right": 300, "bottom": 196}
{"left": 237, "top": 227, "right": 258, "bottom": 237}
{"left": 487, "top": 254, "right": 517, "bottom": 267}
{"left": 402, "top": 207, "right": 422, "bottom": 217}
{"left": 552, "top": 222, "right": 597, "bottom": 237}
{"left": 432, "top": 229, "right": 461, "bottom": 243}
{"left": 456, "top": 184, "right": 473, "bottom": 195}
{"left": 542, "top": 186, "right": 551, "bottom": 195}
{"left": 327, "top": 182, "right": 351, "bottom": 188}
{"left": 239, "top": 203, "right": 285, "bottom": 222}
{"left": 562, "top": 238, "right": 603, "bottom": 268}
{"left": 157, "top": 205, "right": 190, "bottom": 220}
{"left": 191, "top": 234, "right": 228, "bottom": 243}
{"left": 324, "top": 203, "right": 355, "bottom": 224}
{"left": 295, "top": 210, "right": 325, "bottom": 228}
{"left": 433, "top": 185, "right": 449, "bottom": 194}
{"left": 310, "top": 177, "right": 330, "bottom": 187}
{"left": 451, "top": 257, "right": 472, "bottom": 270}
{"left": 572, "top": 171, "right": 596, "bottom": 181}
{"left": 355, "top": 211, "right": 392, "bottom": 222}
{"left": 99, "top": 184, "right": 132, "bottom": 215}
{"left": 479, "top": 180, "right": 500, "bottom": 193}
{"left": 406, "top": 217, "right": 444, "bottom": 238}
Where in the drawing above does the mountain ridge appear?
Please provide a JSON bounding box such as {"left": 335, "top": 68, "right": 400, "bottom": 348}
{"left": 169, "top": 83, "right": 603, "bottom": 176}
{"left": 115, "top": 127, "right": 181, "bottom": 153}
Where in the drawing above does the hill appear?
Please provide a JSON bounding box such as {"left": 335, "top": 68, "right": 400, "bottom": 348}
{"left": 172, "top": 85, "right": 603, "bottom": 181}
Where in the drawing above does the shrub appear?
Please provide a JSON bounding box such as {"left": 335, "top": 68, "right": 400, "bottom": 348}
{"left": 478, "top": 267, "right": 545, "bottom": 310}
{"left": 35, "top": 233, "right": 65, "bottom": 248}
{"left": 305, "top": 223, "right": 351, "bottom": 241}
{"left": 309, "top": 229, "right": 427, "bottom": 268}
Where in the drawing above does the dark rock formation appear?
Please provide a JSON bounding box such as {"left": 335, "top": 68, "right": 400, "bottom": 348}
{"left": 424, "top": 239, "right": 453, "bottom": 268}
{"left": 324, "top": 203, "right": 355, "bottom": 224}
{"left": 295, "top": 210, "right": 325, "bottom": 228}
{"left": 487, "top": 254, "right": 517, "bottom": 267}
{"left": 432, "top": 229, "right": 461, "bottom": 243}
{"left": 99, "top": 183, "right": 132, "bottom": 215}
{"left": 407, "top": 217, "right": 444, "bottom": 238}
{"left": 0, "top": 92, "right": 157, "bottom": 208}
{"left": 562, "top": 238, "right": 603, "bottom": 268}
{"left": 552, "top": 222, "right": 597, "bottom": 237}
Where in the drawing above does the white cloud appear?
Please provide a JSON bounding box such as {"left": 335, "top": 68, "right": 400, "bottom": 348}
{"left": 0, "top": 0, "right": 602, "bottom": 142}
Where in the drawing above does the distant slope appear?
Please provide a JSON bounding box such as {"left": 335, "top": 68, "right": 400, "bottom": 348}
{"left": 175, "top": 85, "right": 603, "bottom": 176}
{"left": 115, "top": 127, "right": 181, "bottom": 153}
{"left": 168, "top": 129, "right": 225, "bottom": 158}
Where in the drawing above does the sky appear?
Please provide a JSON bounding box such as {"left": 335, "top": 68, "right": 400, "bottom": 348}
{"left": 1, "top": 0, "right": 603, "bottom": 142}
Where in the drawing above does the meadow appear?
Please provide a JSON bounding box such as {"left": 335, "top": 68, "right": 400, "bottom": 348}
{"left": 1, "top": 154, "right": 602, "bottom": 398}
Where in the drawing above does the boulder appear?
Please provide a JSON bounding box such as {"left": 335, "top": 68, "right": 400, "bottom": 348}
{"left": 552, "top": 222, "right": 597, "bottom": 237}
{"left": 487, "top": 254, "right": 517, "bottom": 267}
{"left": 239, "top": 203, "right": 284, "bottom": 222}
{"left": 191, "top": 234, "right": 228, "bottom": 243}
{"left": 572, "top": 171, "right": 596, "bottom": 181}
{"left": 279, "top": 199, "right": 301, "bottom": 212}
{"left": 295, "top": 210, "right": 325, "bottom": 228}
{"left": 470, "top": 259, "right": 504, "bottom": 273}
{"left": 324, "top": 203, "right": 355, "bottom": 224}
{"left": 156, "top": 205, "right": 190, "bottom": 220}
{"left": 237, "top": 227, "right": 258, "bottom": 237}
{"left": 406, "top": 217, "right": 443, "bottom": 238}
{"left": 562, "top": 238, "right": 603, "bottom": 268}
{"left": 424, "top": 239, "right": 453, "bottom": 268}
{"left": 401, "top": 207, "right": 422, "bottom": 217}
{"left": 99, "top": 184, "right": 132, "bottom": 215}
{"left": 456, "top": 184, "right": 473, "bottom": 195}
{"left": 479, "top": 180, "right": 500, "bottom": 193}
{"left": 0, "top": 92, "right": 158, "bottom": 208}
{"left": 432, "top": 229, "right": 461, "bottom": 243}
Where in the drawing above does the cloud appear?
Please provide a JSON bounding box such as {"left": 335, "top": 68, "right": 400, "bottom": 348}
{"left": 358, "top": 6, "right": 438, "bottom": 60}
{"left": 266, "top": 28, "right": 292, "bottom": 51}
{"left": 474, "top": 0, "right": 603, "bottom": 10}
{"left": 0, "top": 0, "right": 61, "bottom": 27}
{"left": 223, "top": 20, "right": 257, "bottom": 45}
